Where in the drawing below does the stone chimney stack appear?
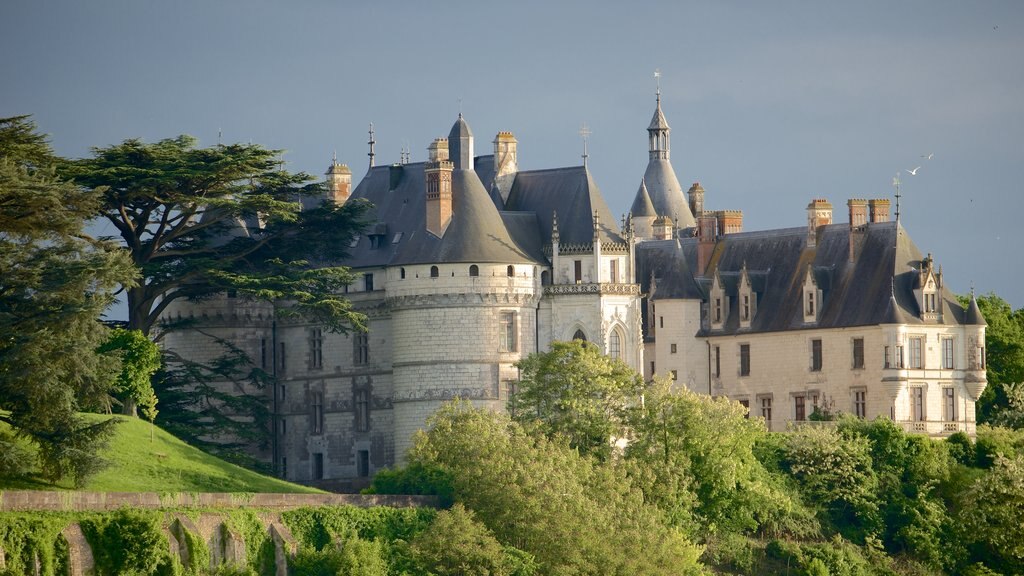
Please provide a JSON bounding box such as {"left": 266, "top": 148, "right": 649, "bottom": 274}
{"left": 869, "top": 198, "right": 891, "bottom": 223}
{"left": 652, "top": 215, "right": 673, "bottom": 241}
{"left": 325, "top": 160, "right": 352, "bottom": 205}
{"left": 425, "top": 138, "right": 453, "bottom": 237}
{"left": 688, "top": 182, "right": 705, "bottom": 218}
{"left": 806, "top": 198, "right": 833, "bottom": 248}
{"left": 493, "top": 131, "right": 518, "bottom": 202}
{"left": 697, "top": 213, "right": 718, "bottom": 277}
{"left": 847, "top": 199, "right": 868, "bottom": 262}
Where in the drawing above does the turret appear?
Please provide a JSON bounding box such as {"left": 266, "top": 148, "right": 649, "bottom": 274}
{"left": 687, "top": 182, "right": 704, "bottom": 218}
{"left": 324, "top": 157, "right": 352, "bottom": 205}
{"left": 629, "top": 179, "right": 656, "bottom": 240}
{"left": 425, "top": 138, "right": 453, "bottom": 237}
{"left": 449, "top": 113, "right": 474, "bottom": 171}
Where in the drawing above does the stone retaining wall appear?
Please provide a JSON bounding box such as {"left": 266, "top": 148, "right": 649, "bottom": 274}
{"left": 0, "top": 491, "right": 435, "bottom": 512}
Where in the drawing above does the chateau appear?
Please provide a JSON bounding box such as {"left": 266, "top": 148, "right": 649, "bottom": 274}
{"left": 163, "top": 90, "right": 986, "bottom": 487}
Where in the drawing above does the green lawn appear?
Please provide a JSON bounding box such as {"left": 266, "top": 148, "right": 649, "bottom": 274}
{"left": 0, "top": 414, "right": 322, "bottom": 493}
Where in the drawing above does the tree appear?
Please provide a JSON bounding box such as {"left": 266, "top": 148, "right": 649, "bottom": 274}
{"left": 0, "top": 116, "right": 134, "bottom": 485}
{"left": 62, "top": 135, "right": 370, "bottom": 336}
{"left": 513, "top": 340, "right": 643, "bottom": 460}
{"left": 407, "top": 401, "right": 704, "bottom": 576}
{"left": 410, "top": 504, "right": 521, "bottom": 576}
{"left": 96, "top": 328, "right": 161, "bottom": 417}
{"left": 959, "top": 455, "right": 1024, "bottom": 574}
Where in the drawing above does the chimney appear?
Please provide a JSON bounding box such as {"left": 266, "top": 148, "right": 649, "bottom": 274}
{"left": 425, "top": 138, "right": 453, "bottom": 237}
{"left": 697, "top": 213, "right": 718, "bottom": 276}
{"left": 869, "top": 198, "right": 891, "bottom": 223}
{"left": 847, "top": 199, "right": 868, "bottom": 262}
{"left": 493, "top": 131, "right": 518, "bottom": 202}
{"left": 806, "top": 198, "right": 832, "bottom": 248}
{"left": 324, "top": 161, "right": 352, "bottom": 205}
{"left": 715, "top": 210, "right": 743, "bottom": 235}
{"left": 652, "top": 215, "right": 673, "bottom": 240}
{"left": 688, "top": 182, "right": 705, "bottom": 218}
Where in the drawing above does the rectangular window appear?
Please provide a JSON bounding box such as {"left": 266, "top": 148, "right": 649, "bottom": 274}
{"left": 279, "top": 417, "right": 286, "bottom": 436}
{"left": 659, "top": 316, "right": 664, "bottom": 329}
{"left": 499, "top": 312, "right": 516, "bottom": 352}
{"left": 260, "top": 338, "right": 268, "bottom": 369}
{"left": 311, "top": 391, "right": 324, "bottom": 435}
{"left": 670, "top": 370, "right": 678, "bottom": 381}
{"left": 811, "top": 339, "right": 823, "bottom": 372}
{"left": 738, "top": 399, "right": 750, "bottom": 418}
{"left": 740, "top": 344, "right": 750, "bottom": 377}
{"left": 714, "top": 346, "right": 721, "bottom": 378}
{"left": 981, "top": 347, "right": 986, "bottom": 369}
{"left": 574, "top": 260, "right": 582, "bottom": 283}
{"left": 355, "top": 388, "right": 370, "bottom": 432}
{"left": 742, "top": 294, "right": 750, "bottom": 321}
{"left": 354, "top": 333, "right": 369, "bottom": 365}
{"left": 760, "top": 396, "right": 772, "bottom": 421}
{"left": 610, "top": 259, "right": 619, "bottom": 283}
{"left": 670, "top": 343, "right": 677, "bottom": 354}
{"left": 357, "top": 450, "right": 370, "bottom": 478}
{"left": 714, "top": 298, "right": 722, "bottom": 323}
{"left": 942, "top": 338, "right": 954, "bottom": 369}
{"left": 854, "top": 389, "right": 866, "bottom": 418}
{"left": 807, "top": 291, "right": 815, "bottom": 316}
{"left": 279, "top": 342, "right": 286, "bottom": 373}
{"left": 364, "top": 273, "right": 374, "bottom": 292}
{"left": 895, "top": 345, "right": 904, "bottom": 368}
{"left": 943, "top": 388, "right": 956, "bottom": 421}
{"left": 852, "top": 338, "right": 864, "bottom": 369}
{"left": 911, "top": 387, "right": 925, "bottom": 422}
{"left": 310, "top": 328, "right": 323, "bottom": 370}
{"left": 795, "top": 395, "right": 806, "bottom": 421}
{"left": 313, "top": 453, "right": 324, "bottom": 480}
{"left": 910, "top": 337, "right": 923, "bottom": 369}
{"left": 650, "top": 361, "right": 655, "bottom": 376}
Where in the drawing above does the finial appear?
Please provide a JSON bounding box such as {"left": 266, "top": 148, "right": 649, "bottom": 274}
{"left": 367, "top": 122, "right": 376, "bottom": 168}
{"left": 970, "top": 281, "right": 975, "bottom": 298}
{"left": 458, "top": 96, "right": 463, "bottom": 117}
{"left": 654, "top": 68, "right": 661, "bottom": 101}
{"left": 332, "top": 150, "right": 337, "bottom": 164}
{"left": 579, "top": 123, "right": 591, "bottom": 167}
{"left": 892, "top": 172, "right": 902, "bottom": 223}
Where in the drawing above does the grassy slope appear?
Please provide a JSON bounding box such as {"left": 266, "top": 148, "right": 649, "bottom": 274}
{"left": 1, "top": 414, "right": 322, "bottom": 493}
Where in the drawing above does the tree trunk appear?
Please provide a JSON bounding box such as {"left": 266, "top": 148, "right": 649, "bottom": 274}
{"left": 121, "top": 397, "right": 138, "bottom": 418}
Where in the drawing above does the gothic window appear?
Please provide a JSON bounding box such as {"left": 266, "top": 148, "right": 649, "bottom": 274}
{"left": 609, "top": 329, "right": 622, "bottom": 360}
{"left": 740, "top": 344, "right": 751, "bottom": 377}
{"left": 909, "top": 337, "right": 923, "bottom": 369}
{"left": 894, "top": 345, "right": 905, "bottom": 368}
{"left": 499, "top": 312, "right": 517, "bottom": 353}
{"left": 852, "top": 338, "right": 865, "bottom": 369}
{"left": 811, "top": 339, "right": 823, "bottom": 372}
{"left": 355, "top": 388, "right": 370, "bottom": 432}
{"left": 311, "top": 391, "right": 324, "bottom": 435}
{"left": 541, "top": 270, "right": 550, "bottom": 286}
{"left": 469, "top": 264, "right": 479, "bottom": 277}
{"left": 574, "top": 260, "right": 582, "bottom": 283}
{"left": 354, "top": 333, "right": 369, "bottom": 365}
{"left": 942, "top": 338, "right": 954, "bottom": 369}
{"left": 573, "top": 329, "right": 587, "bottom": 342}
{"left": 738, "top": 399, "right": 750, "bottom": 418}
{"left": 507, "top": 265, "right": 515, "bottom": 277}
{"left": 310, "top": 328, "right": 323, "bottom": 370}
{"left": 430, "top": 266, "right": 439, "bottom": 278}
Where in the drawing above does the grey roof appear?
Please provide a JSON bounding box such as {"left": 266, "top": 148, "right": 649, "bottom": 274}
{"left": 643, "top": 158, "right": 696, "bottom": 227}
{"left": 648, "top": 96, "right": 670, "bottom": 131}
{"left": 448, "top": 114, "right": 473, "bottom": 170}
{"left": 630, "top": 179, "right": 657, "bottom": 218}
{"left": 882, "top": 293, "right": 907, "bottom": 325}
{"left": 393, "top": 169, "right": 537, "bottom": 265}
{"left": 450, "top": 113, "right": 472, "bottom": 138}
{"left": 504, "top": 166, "right": 625, "bottom": 246}
{"left": 966, "top": 294, "right": 987, "bottom": 326}
{"left": 635, "top": 221, "right": 971, "bottom": 335}
{"left": 636, "top": 239, "right": 704, "bottom": 300}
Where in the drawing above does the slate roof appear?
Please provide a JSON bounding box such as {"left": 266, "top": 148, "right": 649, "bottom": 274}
{"left": 504, "top": 166, "right": 625, "bottom": 246}
{"left": 635, "top": 221, "right": 974, "bottom": 336}
{"left": 630, "top": 179, "right": 657, "bottom": 218}
{"left": 966, "top": 294, "right": 987, "bottom": 326}
{"left": 649, "top": 96, "right": 670, "bottom": 131}
{"left": 643, "top": 158, "right": 696, "bottom": 228}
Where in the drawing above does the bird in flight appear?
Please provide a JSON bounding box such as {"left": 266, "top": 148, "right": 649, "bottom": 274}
{"left": 921, "top": 153, "right": 934, "bottom": 160}
{"left": 906, "top": 166, "right": 921, "bottom": 175}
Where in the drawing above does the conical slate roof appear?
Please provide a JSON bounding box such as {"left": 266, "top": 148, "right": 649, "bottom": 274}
{"left": 966, "top": 294, "right": 987, "bottom": 326}
{"left": 643, "top": 159, "right": 696, "bottom": 227}
{"left": 630, "top": 179, "right": 657, "bottom": 218}
{"left": 648, "top": 95, "right": 670, "bottom": 131}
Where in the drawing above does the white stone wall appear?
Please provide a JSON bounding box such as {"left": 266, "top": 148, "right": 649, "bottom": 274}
{"left": 649, "top": 299, "right": 706, "bottom": 392}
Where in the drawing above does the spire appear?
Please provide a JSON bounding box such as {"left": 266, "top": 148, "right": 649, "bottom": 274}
{"left": 966, "top": 291, "right": 987, "bottom": 326}
{"left": 630, "top": 179, "right": 656, "bottom": 217}
{"left": 367, "top": 122, "right": 376, "bottom": 169}
{"left": 448, "top": 113, "right": 474, "bottom": 171}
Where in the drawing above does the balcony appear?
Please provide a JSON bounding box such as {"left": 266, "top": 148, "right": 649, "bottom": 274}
{"left": 543, "top": 282, "right": 640, "bottom": 296}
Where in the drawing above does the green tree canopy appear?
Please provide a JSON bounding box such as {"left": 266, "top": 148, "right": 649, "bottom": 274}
{"left": 0, "top": 115, "right": 134, "bottom": 485}
{"left": 96, "top": 328, "right": 161, "bottom": 417}
{"left": 960, "top": 293, "right": 1024, "bottom": 424}
{"left": 62, "top": 135, "right": 370, "bottom": 336}
{"left": 512, "top": 340, "right": 643, "bottom": 460}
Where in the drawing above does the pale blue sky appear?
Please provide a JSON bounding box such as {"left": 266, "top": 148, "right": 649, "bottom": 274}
{"left": 3, "top": 0, "right": 1023, "bottom": 310}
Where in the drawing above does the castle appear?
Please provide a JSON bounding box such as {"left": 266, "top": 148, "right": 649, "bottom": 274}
{"left": 163, "top": 90, "right": 986, "bottom": 488}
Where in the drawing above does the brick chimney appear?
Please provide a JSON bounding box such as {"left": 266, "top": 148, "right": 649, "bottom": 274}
{"left": 425, "top": 138, "right": 453, "bottom": 237}
{"left": 869, "top": 198, "right": 890, "bottom": 223}
{"left": 697, "top": 213, "right": 718, "bottom": 277}
{"left": 847, "top": 199, "right": 868, "bottom": 262}
{"left": 715, "top": 210, "right": 743, "bottom": 235}
{"left": 806, "top": 198, "right": 832, "bottom": 248}
{"left": 325, "top": 161, "right": 352, "bottom": 205}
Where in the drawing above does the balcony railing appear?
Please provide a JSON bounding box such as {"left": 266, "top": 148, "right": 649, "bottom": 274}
{"left": 775, "top": 419, "right": 974, "bottom": 437}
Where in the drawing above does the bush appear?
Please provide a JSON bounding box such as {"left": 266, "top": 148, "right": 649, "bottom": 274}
{"left": 974, "top": 425, "right": 1024, "bottom": 468}
{"left": 0, "top": 427, "right": 33, "bottom": 478}
{"left": 80, "top": 508, "right": 173, "bottom": 576}
{"left": 362, "top": 462, "right": 454, "bottom": 507}
{"left": 288, "top": 531, "right": 387, "bottom": 576}
{"left": 946, "top": 432, "right": 975, "bottom": 466}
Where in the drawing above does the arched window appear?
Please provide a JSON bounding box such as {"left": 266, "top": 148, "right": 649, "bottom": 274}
{"left": 609, "top": 329, "right": 622, "bottom": 360}
{"left": 400, "top": 267, "right": 406, "bottom": 279}
{"left": 469, "top": 265, "right": 479, "bottom": 277}
{"left": 507, "top": 265, "right": 515, "bottom": 277}
{"left": 541, "top": 270, "right": 550, "bottom": 286}
{"left": 430, "top": 266, "right": 439, "bottom": 278}
{"left": 573, "top": 329, "right": 587, "bottom": 342}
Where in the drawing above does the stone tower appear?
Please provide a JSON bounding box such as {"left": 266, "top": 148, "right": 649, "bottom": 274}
{"left": 325, "top": 157, "right": 352, "bottom": 205}
{"left": 642, "top": 89, "right": 696, "bottom": 229}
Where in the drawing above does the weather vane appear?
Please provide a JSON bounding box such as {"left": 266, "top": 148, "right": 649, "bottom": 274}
{"left": 654, "top": 69, "right": 661, "bottom": 98}
{"left": 579, "top": 123, "right": 591, "bottom": 167}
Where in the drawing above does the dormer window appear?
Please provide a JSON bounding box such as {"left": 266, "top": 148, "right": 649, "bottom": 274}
{"left": 710, "top": 270, "right": 727, "bottom": 329}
